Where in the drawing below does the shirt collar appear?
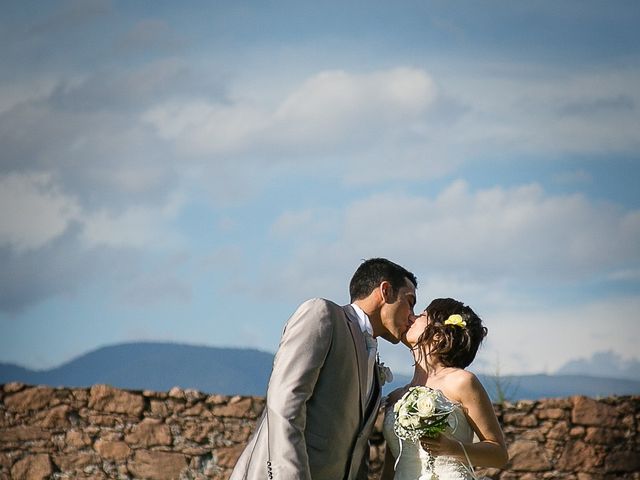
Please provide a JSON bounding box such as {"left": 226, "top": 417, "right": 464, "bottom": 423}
{"left": 350, "top": 303, "right": 374, "bottom": 336}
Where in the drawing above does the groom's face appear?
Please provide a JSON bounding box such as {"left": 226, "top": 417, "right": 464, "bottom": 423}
{"left": 378, "top": 277, "right": 417, "bottom": 344}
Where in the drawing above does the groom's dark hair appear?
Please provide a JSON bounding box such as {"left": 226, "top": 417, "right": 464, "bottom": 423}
{"left": 349, "top": 258, "right": 417, "bottom": 302}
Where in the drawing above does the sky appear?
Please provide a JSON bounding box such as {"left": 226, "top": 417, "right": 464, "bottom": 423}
{"left": 1, "top": 0, "right": 639, "bottom": 380}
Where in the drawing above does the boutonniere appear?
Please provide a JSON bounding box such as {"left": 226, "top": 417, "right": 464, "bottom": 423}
{"left": 376, "top": 354, "right": 393, "bottom": 386}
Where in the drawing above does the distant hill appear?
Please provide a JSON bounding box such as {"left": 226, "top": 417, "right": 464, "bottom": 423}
{"left": 1, "top": 342, "right": 639, "bottom": 400}
{"left": 385, "top": 373, "right": 640, "bottom": 402}
{"left": 0, "top": 343, "right": 274, "bottom": 396}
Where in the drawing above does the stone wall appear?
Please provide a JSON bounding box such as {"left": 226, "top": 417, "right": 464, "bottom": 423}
{"left": 1, "top": 383, "right": 638, "bottom": 480}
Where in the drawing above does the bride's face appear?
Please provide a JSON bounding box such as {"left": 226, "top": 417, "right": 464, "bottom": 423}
{"left": 402, "top": 310, "right": 429, "bottom": 347}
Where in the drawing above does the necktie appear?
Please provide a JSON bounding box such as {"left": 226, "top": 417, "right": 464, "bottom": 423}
{"left": 363, "top": 331, "right": 377, "bottom": 399}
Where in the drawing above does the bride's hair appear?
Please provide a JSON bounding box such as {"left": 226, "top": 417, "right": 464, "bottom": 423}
{"left": 414, "top": 298, "right": 487, "bottom": 368}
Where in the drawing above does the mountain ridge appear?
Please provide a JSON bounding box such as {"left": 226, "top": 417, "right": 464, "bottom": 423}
{"left": 2, "top": 342, "right": 639, "bottom": 400}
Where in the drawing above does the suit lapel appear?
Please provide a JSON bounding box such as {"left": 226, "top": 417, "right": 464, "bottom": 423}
{"left": 343, "top": 304, "right": 369, "bottom": 418}
{"left": 365, "top": 364, "right": 382, "bottom": 421}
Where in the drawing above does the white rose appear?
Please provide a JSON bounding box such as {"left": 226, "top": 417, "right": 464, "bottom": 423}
{"left": 394, "top": 392, "right": 410, "bottom": 413}
{"left": 409, "top": 416, "right": 421, "bottom": 428}
{"left": 416, "top": 394, "right": 436, "bottom": 418}
{"left": 399, "top": 414, "right": 412, "bottom": 427}
{"left": 401, "top": 403, "right": 410, "bottom": 415}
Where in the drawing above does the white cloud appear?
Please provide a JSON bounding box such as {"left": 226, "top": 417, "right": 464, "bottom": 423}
{"left": 480, "top": 295, "right": 640, "bottom": 375}
{"left": 0, "top": 170, "right": 185, "bottom": 252}
{"left": 266, "top": 181, "right": 640, "bottom": 299}
{"left": 0, "top": 172, "right": 81, "bottom": 251}
{"left": 0, "top": 76, "right": 63, "bottom": 115}
{"left": 380, "top": 294, "right": 640, "bottom": 377}
{"left": 142, "top": 67, "right": 438, "bottom": 157}
{"left": 139, "top": 64, "right": 640, "bottom": 194}
{"left": 262, "top": 180, "right": 640, "bottom": 376}
{"left": 272, "top": 68, "right": 436, "bottom": 142}
{"left": 443, "top": 65, "right": 640, "bottom": 155}
{"left": 556, "top": 350, "right": 640, "bottom": 381}
{"left": 80, "top": 193, "right": 185, "bottom": 249}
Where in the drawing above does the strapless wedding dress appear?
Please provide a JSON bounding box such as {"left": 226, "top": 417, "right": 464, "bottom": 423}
{"left": 383, "top": 399, "right": 476, "bottom": 480}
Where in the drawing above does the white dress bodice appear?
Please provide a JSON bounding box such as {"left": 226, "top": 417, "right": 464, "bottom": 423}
{"left": 383, "top": 396, "right": 476, "bottom": 480}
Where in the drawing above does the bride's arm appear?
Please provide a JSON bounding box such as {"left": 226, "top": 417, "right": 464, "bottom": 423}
{"left": 460, "top": 371, "right": 508, "bottom": 467}
{"left": 421, "top": 371, "right": 508, "bottom": 468}
{"left": 450, "top": 370, "right": 508, "bottom": 467}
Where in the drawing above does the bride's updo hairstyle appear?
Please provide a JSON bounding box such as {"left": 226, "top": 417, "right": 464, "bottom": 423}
{"left": 415, "top": 298, "right": 487, "bottom": 369}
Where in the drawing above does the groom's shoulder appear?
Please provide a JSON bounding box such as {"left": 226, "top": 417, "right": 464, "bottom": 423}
{"left": 294, "top": 298, "right": 346, "bottom": 320}
{"left": 298, "top": 297, "right": 342, "bottom": 311}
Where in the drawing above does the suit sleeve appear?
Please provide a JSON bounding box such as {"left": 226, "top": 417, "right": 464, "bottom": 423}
{"left": 265, "top": 298, "right": 334, "bottom": 480}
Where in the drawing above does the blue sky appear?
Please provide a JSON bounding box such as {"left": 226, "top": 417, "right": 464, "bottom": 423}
{"left": 1, "top": 0, "right": 639, "bottom": 379}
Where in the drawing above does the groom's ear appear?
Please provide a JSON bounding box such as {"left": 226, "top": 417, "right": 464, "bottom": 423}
{"left": 379, "top": 281, "right": 393, "bottom": 304}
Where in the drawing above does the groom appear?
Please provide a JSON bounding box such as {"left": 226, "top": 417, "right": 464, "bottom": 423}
{"left": 229, "top": 258, "right": 417, "bottom": 480}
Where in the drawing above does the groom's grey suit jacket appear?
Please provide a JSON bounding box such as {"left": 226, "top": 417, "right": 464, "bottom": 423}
{"left": 229, "top": 298, "right": 382, "bottom": 480}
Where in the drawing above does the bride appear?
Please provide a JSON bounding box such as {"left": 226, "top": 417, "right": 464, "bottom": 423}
{"left": 381, "top": 298, "right": 508, "bottom": 480}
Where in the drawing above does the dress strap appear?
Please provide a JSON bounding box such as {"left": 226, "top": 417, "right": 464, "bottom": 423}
{"left": 394, "top": 438, "right": 404, "bottom": 471}
{"left": 457, "top": 440, "right": 478, "bottom": 480}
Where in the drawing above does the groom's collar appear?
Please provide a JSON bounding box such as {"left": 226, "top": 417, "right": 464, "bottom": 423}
{"left": 350, "top": 303, "right": 374, "bottom": 336}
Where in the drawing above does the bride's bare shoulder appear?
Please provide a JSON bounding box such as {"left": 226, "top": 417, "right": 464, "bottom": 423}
{"left": 446, "top": 369, "right": 490, "bottom": 402}
{"left": 447, "top": 368, "right": 478, "bottom": 388}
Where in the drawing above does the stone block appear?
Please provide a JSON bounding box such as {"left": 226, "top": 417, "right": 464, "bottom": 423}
{"left": 184, "top": 389, "right": 205, "bottom": 403}
{"left": 572, "top": 397, "right": 618, "bottom": 427}
{"left": 541, "top": 398, "right": 572, "bottom": 409}
{"left": 182, "top": 419, "right": 222, "bottom": 443}
{"left": 211, "top": 397, "right": 253, "bottom": 418}
{"left": 0, "top": 451, "right": 21, "bottom": 474}
{"left": 584, "top": 427, "right": 626, "bottom": 444}
{"left": 127, "top": 450, "right": 188, "bottom": 480}
{"left": 143, "top": 390, "right": 167, "bottom": 399}
{"left": 547, "top": 420, "right": 569, "bottom": 440}
{"left": 124, "top": 418, "right": 172, "bottom": 447}
{"left": 503, "top": 412, "right": 538, "bottom": 427}
{"left": 183, "top": 403, "right": 206, "bottom": 416}
{"left": 0, "top": 426, "right": 50, "bottom": 443}
{"left": 52, "top": 452, "right": 100, "bottom": 471}
{"left": 569, "top": 426, "right": 585, "bottom": 437}
{"left": 5, "top": 387, "right": 55, "bottom": 412}
{"left": 88, "top": 385, "right": 144, "bottom": 416}
{"left": 150, "top": 400, "right": 169, "bottom": 417}
{"left": 556, "top": 440, "right": 604, "bottom": 471}
{"left": 603, "top": 450, "right": 640, "bottom": 473}
{"left": 10, "top": 454, "right": 52, "bottom": 480}
{"left": 71, "top": 388, "right": 88, "bottom": 402}
{"left": 519, "top": 429, "right": 546, "bottom": 442}
{"left": 537, "top": 407, "right": 566, "bottom": 420}
{"left": 65, "top": 430, "right": 92, "bottom": 449}
{"left": 84, "top": 413, "right": 123, "bottom": 427}
{"left": 3, "top": 383, "right": 25, "bottom": 393}
{"left": 507, "top": 440, "right": 552, "bottom": 471}
{"left": 168, "top": 387, "right": 186, "bottom": 399}
{"left": 215, "top": 444, "right": 245, "bottom": 469}
{"left": 180, "top": 445, "right": 213, "bottom": 455}
{"left": 94, "top": 439, "right": 131, "bottom": 461}
{"left": 205, "top": 394, "right": 229, "bottom": 405}
{"left": 35, "top": 405, "right": 71, "bottom": 429}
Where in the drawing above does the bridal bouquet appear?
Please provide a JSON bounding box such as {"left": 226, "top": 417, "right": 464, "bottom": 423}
{"left": 393, "top": 386, "right": 457, "bottom": 479}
